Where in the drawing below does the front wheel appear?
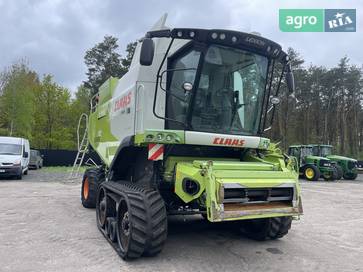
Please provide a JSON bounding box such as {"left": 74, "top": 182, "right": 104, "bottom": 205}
{"left": 303, "top": 165, "right": 320, "bottom": 181}
{"left": 241, "top": 216, "right": 292, "bottom": 241}
{"left": 343, "top": 172, "right": 358, "bottom": 180}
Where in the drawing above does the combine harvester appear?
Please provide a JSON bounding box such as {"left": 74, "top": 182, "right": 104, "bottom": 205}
{"left": 80, "top": 15, "right": 303, "bottom": 259}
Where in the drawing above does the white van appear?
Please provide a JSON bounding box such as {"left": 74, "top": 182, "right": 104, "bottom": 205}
{"left": 0, "top": 137, "right": 30, "bottom": 179}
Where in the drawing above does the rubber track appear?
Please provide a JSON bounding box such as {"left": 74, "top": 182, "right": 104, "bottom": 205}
{"left": 98, "top": 181, "right": 167, "bottom": 259}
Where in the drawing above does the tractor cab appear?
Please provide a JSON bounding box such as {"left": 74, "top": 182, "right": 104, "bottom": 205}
{"left": 288, "top": 145, "right": 336, "bottom": 181}
{"left": 312, "top": 144, "right": 332, "bottom": 157}
{"left": 312, "top": 144, "right": 358, "bottom": 180}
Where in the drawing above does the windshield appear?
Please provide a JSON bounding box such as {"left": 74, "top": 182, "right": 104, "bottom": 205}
{"left": 0, "top": 144, "right": 22, "bottom": 155}
{"left": 167, "top": 45, "right": 268, "bottom": 135}
{"left": 301, "top": 147, "right": 313, "bottom": 157}
{"left": 320, "top": 146, "right": 332, "bottom": 156}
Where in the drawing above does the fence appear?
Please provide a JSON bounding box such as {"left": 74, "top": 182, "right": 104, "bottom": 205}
{"left": 38, "top": 149, "right": 101, "bottom": 167}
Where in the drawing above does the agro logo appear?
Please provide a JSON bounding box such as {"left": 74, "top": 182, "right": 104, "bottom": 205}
{"left": 325, "top": 9, "right": 356, "bottom": 32}
{"left": 213, "top": 137, "right": 245, "bottom": 147}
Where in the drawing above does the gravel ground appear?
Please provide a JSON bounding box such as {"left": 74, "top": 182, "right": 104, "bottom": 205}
{"left": 0, "top": 170, "right": 363, "bottom": 272}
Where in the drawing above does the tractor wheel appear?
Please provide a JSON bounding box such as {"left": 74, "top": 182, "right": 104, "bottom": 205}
{"left": 323, "top": 168, "right": 337, "bottom": 181}
{"left": 333, "top": 165, "right": 343, "bottom": 180}
{"left": 241, "top": 216, "right": 292, "bottom": 241}
{"left": 115, "top": 184, "right": 168, "bottom": 259}
{"left": 81, "top": 168, "right": 105, "bottom": 208}
{"left": 303, "top": 165, "right": 320, "bottom": 181}
{"left": 343, "top": 172, "right": 358, "bottom": 180}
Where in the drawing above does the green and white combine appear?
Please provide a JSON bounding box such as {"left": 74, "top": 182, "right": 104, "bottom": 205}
{"left": 80, "top": 15, "right": 303, "bottom": 259}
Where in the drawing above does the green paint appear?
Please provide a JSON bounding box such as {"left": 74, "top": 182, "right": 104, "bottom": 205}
{"left": 168, "top": 152, "right": 301, "bottom": 222}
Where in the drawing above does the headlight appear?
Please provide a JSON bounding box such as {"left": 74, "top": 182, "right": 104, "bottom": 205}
{"left": 13, "top": 159, "right": 21, "bottom": 166}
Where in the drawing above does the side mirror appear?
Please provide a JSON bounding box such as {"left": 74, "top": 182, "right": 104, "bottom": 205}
{"left": 24, "top": 152, "right": 29, "bottom": 158}
{"left": 286, "top": 63, "right": 295, "bottom": 93}
{"left": 140, "top": 38, "right": 155, "bottom": 66}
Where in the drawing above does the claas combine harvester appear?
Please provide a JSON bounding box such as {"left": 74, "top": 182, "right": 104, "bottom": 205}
{"left": 80, "top": 15, "right": 303, "bottom": 260}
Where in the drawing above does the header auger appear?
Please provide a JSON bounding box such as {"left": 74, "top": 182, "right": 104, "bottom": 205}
{"left": 80, "top": 14, "right": 302, "bottom": 260}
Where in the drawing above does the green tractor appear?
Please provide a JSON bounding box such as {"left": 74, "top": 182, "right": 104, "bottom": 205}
{"left": 312, "top": 144, "right": 358, "bottom": 180}
{"left": 288, "top": 145, "right": 337, "bottom": 181}
{"left": 79, "top": 15, "right": 303, "bottom": 260}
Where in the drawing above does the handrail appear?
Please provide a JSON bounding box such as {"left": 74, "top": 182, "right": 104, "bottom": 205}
{"left": 77, "top": 113, "right": 88, "bottom": 151}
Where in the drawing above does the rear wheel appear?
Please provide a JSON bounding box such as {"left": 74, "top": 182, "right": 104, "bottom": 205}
{"left": 333, "top": 165, "right": 343, "bottom": 180}
{"left": 241, "top": 216, "right": 292, "bottom": 241}
{"left": 323, "top": 168, "right": 337, "bottom": 181}
{"left": 303, "top": 165, "right": 320, "bottom": 181}
{"left": 81, "top": 168, "right": 104, "bottom": 208}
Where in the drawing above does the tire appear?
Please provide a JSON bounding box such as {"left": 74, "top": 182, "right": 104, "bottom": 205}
{"left": 241, "top": 216, "right": 292, "bottom": 241}
{"left": 333, "top": 165, "right": 343, "bottom": 180}
{"left": 112, "top": 183, "right": 168, "bottom": 259}
{"left": 343, "top": 172, "right": 358, "bottom": 180}
{"left": 201, "top": 213, "right": 208, "bottom": 221}
{"left": 323, "top": 168, "right": 337, "bottom": 181}
{"left": 81, "top": 168, "right": 105, "bottom": 208}
{"left": 24, "top": 169, "right": 28, "bottom": 175}
{"left": 303, "top": 165, "right": 320, "bottom": 181}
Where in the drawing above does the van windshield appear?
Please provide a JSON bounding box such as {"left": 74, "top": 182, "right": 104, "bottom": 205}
{"left": 0, "top": 144, "right": 22, "bottom": 155}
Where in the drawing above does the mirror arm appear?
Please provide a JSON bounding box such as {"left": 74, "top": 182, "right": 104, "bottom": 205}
{"left": 159, "top": 67, "right": 197, "bottom": 92}
{"left": 268, "top": 63, "right": 286, "bottom": 128}
{"left": 260, "top": 60, "right": 275, "bottom": 134}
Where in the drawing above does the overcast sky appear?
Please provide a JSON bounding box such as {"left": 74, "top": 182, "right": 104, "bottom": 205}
{"left": 0, "top": 0, "right": 362, "bottom": 92}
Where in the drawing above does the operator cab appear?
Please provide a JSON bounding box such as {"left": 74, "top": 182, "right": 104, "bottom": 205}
{"left": 140, "top": 28, "right": 294, "bottom": 137}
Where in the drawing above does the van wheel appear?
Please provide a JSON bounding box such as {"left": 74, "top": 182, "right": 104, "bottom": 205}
{"left": 24, "top": 170, "right": 28, "bottom": 175}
